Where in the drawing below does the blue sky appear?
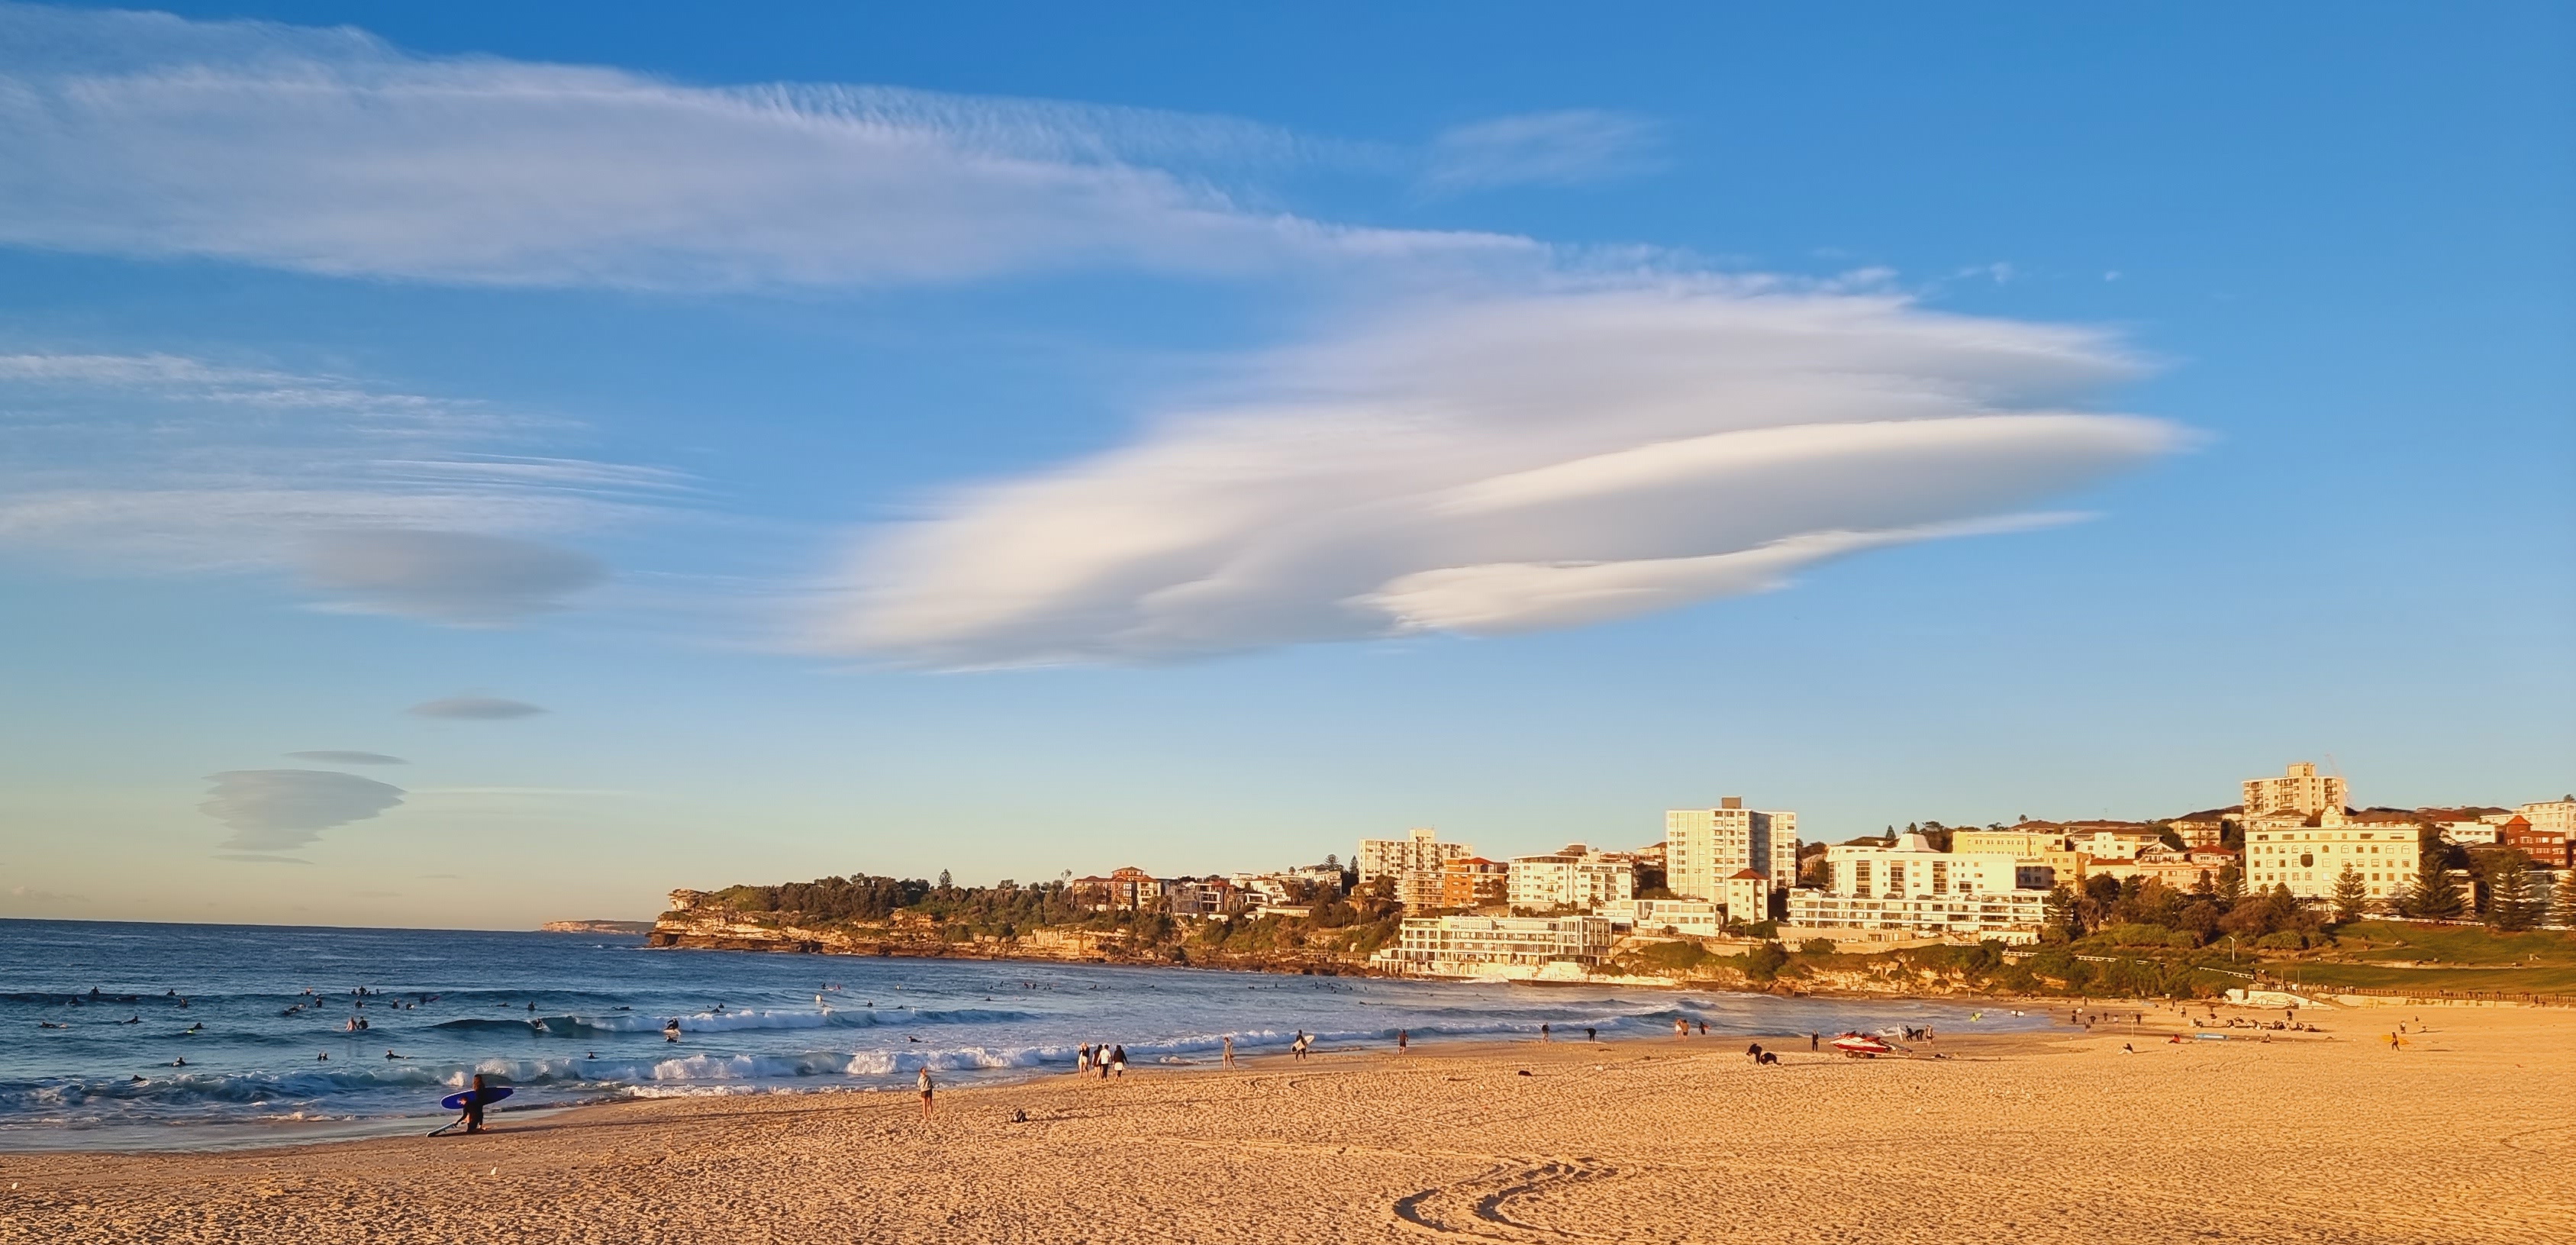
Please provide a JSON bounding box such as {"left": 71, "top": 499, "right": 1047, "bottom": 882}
{"left": 1, "top": 2, "right": 2568, "bottom": 928}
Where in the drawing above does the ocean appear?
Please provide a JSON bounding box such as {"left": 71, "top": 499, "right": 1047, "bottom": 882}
{"left": 0, "top": 918, "right": 2051, "bottom": 1150}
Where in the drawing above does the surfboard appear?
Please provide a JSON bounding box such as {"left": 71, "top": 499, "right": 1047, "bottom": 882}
{"left": 440, "top": 1085, "right": 515, "bottom": 1111}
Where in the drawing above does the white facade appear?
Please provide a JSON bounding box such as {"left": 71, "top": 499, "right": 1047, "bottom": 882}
{"left": 2243, "top": 761, "right": 2349, "bottom": 819}
{"left": 1376, "top": 915, "right": 1617, "bottom": 973}
{"left": 2520, "top": 798, "right": 2576, "bottom": 837}
{"left": 1505, "top": 845, "right": 1636, "bottom": 911}
{"left": 1665, "top": 799, "right": 1798, "bottom": 901}
{"left": 1595, "top": 898, "right": 1724, "bottom": 936}
{"left": 2245, "top": 824, "right": 2421, "bottom": 903}
{"left": 1787, "top": 832, "right": 2051, "bottom": 937}
{"left": 1786, "top": 890, "right": 2049, "bottom": 941}
{"left": 2437, "top": 821, "right": 2502, "bottom": 847}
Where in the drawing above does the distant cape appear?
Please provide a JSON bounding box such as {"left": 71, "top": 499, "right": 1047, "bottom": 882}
{"left": 538, "top": 920, "right": 655, "bottom": 935}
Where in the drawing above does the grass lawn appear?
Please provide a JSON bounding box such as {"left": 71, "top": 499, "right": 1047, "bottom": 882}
{"left": 2262, "top": 921, "right": 2576, "bottom": 995}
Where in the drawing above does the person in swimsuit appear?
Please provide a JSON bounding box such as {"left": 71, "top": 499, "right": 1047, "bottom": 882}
{"left": 1221, "top": 1035, "right": 1235, "bottom": 1067}
{"left": 917, "top": 1066, "right": 934, "bottom": 1121}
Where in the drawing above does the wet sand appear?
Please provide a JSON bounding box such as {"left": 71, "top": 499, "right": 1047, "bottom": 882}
{"left": 5, "top": 1004, "right": 2570, "bottom": 1243}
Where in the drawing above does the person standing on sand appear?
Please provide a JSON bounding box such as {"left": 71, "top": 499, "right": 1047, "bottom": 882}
{"left": 1110, "top": 1045, "right": 1127, "bottom": 1078}
{"left": 1539, "top": 1024, "right": 1550, "bottom": 1044}
{"left": 1223, "top": 1035, "right": 1235, "bottom": 1067}
{"left": 1674, "top": 1018, "right": 1687, "bottom": 1041}
{"left": 1077, "top": 1043, "right": 1091, "bottom": 1072}
{"left": 917, "top": 1066, "right": 934, "bottom": 1121}
{"left": 459, "top": 1074, "right": 488, "bottom": 1135}
{"left": 1396, "top": 1030, "right": 1408, "bottom": 1052}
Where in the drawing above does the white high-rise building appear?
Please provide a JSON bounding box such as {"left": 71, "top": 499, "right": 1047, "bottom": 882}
{"left": 2242, "top": 762, "right": 2349, "bottom": 819}
{"left": 1358, "top": 827, "right": 1473, "bottom": 910}
{"left": 1665, "top": 799, "right": 1798, "bottom": 902}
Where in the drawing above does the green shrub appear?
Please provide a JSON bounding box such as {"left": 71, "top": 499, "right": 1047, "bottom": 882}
{"left": 1798, "top": 938, "right": 1837, "bottom": 956}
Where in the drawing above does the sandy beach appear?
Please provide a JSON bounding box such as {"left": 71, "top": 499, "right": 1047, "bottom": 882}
{"left": 5, "top": 1003, "right": 2570, "bottom": 1244}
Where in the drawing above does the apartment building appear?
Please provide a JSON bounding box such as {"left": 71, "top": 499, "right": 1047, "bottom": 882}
{"left": 1162, "top": 876, "right": 1241, "bottom": 918}
{"left": 1665, "top": 799, "right": 1798, "bottom": 901}
{"left": 1440, "top": 856, "right": 1510, "bottom": 909}
{"left": 1372, "top": 914, "right": 1617, "bottom": 976}
{"left": 1359, "top": 827, "right": 1473, "bottom": 909}
{"left": 1595, "top": 898, "right": 1724, "bottom": 936}
{"left": 2243, "top": 820, "right": 2420, "bottom": 902}
{"left": 1506, "top": 844, "right": 1636, "bottom": 911}
{"left": 1785, "top": 833, "right": 2050, "bottom": 940}
{"left": 2520, "top": 798, "right": 2576, "bottom": 837}
{"left": 2243, "top": 761, "right": 2349, "bottom": 819}
{"left": 2499, "top": 816, "right": 2572, "bottom": 869}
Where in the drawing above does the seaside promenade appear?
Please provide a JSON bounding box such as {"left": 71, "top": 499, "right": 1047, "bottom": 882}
{"left": 5, "top": 1004, "right": 2570, "bottom": 1243}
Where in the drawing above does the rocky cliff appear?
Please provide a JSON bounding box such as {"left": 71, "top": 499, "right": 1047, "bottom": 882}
{"left": 539, "top": 920, "right": 656, "bottom": 935}
{"left": 646, "top": 889, "right": 1364, "bottom": 972}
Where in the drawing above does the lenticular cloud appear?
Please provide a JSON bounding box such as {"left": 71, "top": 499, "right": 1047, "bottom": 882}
{"left": 818, "top": 285, "right": 2185, "bottom": 667}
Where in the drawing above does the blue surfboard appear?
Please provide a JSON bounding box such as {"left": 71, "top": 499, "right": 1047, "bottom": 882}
{"left": 440, "top": 1085, "right": 514, "bottom": 1111}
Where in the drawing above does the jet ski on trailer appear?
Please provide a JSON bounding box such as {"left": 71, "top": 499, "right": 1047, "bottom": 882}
{"left": 1830, "top": 1031, "right": 1897, "bottom": 1058}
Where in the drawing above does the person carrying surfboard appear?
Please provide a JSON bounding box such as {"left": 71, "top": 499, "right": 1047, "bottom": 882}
{"left": 459, "top": 1074, "right": 489, "bottom": 1134}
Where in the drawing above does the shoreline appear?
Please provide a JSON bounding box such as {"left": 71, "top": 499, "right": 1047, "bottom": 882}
{"left": 7, "top": 1004, "right": 2568, "bottom": 1243}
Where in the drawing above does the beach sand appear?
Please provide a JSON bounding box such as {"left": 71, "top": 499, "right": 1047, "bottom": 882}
{"left": 5, "top": 1003, "right": 2570, "bottom": 1243}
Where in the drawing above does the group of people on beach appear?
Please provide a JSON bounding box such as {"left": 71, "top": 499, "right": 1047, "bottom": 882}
{"left": 1075, "top": 1042, "right": 1128, "bottom": 1078}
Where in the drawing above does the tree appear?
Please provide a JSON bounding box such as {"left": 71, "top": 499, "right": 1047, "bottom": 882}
{"left": 2483, "top": 852, "right": 2539, "bottom": 932}
{"left": 1744, "top": 940, "right": 1790, "bottom": 982}
{"left": 2552, "top": 869, "right": 2576, "bottom": 930}
{"left": 2216, "top": 863, "right": 2247, "bottom": 903}
{"left": 2329, "top": 865, "right": 2369, "bottom": 924}
{"left": 2043, "top": 884, "right": 2080, "bottom": 939}
{"left": 2404, "top": 866, "right": 2465, "bottom": 921}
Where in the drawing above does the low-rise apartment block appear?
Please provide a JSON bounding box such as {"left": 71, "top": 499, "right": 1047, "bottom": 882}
{"left": 1440, "top": 856, "right": 1510, "bottom": 909}
{"left": 1506, "top": 844, "right": 1636, "bottom": 911}
{"left": 1595, "top": 898, "right": 1724, "bottom": 936}
{"left": 1372, "top": 914, "right": 1617, "bottom": 977}
{"left": 1785, "top": 833, "right": 2051, "bottom": 940}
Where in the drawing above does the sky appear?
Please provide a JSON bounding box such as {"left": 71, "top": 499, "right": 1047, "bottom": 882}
{"left": 0, "top": 2, "right": 2568, "bottom": 930}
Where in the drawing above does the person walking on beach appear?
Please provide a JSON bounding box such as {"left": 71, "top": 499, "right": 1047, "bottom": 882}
{"left": 1539, "top": 1024, "right": 1550, "bottom": 1044}
{"left": 1674, "top": 1017, "right": 1688, "bottom": 1041}
{"left": 917, "top": 1066, "right": 934, "bottom": 1121}
{"left": 1397, "top": 1029, "right": 1408, "bottom": 1052}
{"left": 1078, "top": 1043, "right": 1092, "bottom": 1072}
{"left": 1109, "top": 1045, "right": 1127, "bottom": 1078}
{"left": 1222, "top": 1035, "right": 1235, "bottom": 1067}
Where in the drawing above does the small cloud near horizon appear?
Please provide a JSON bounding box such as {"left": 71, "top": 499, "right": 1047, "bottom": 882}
{"left": 408, "top": 695, "right": 546, "bottom": 720}
{"left": 285, "top": 750, "right": 407, "bottom": 765}
{"left": 6, "top": 885, "right": 87, "bottom": 904}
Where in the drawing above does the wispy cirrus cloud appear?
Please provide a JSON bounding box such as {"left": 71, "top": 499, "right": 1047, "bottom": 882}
{"left": 818, "top": 284, "right": 2184, "bottom": 666}
{"left": 0, "top": 3, "right": 1527, "bottom": 290}
{"left": 1420, "top": 110, "right": 1668, "bottom": 195}
{"left": 0, "top": 349, "right": 679, "bottom": 621}
{"left": 284, "top": 750, "right": 406, "bottom": 766}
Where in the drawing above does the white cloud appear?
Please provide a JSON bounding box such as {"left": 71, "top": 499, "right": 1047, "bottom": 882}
{"left": 283, "top": 750, "right": 406, "bottom": 766}
{"left": 198, "top": 769, "right": 405, "bottom": 851}
{"left": 0, "top": 3, "right": 1523, "bottom": 290}
{"left": 817, "top": 285, "right": 2184, "bottom": 666}
{"left": 1420, "top": 110, "right": 1667, "bottom": 195}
